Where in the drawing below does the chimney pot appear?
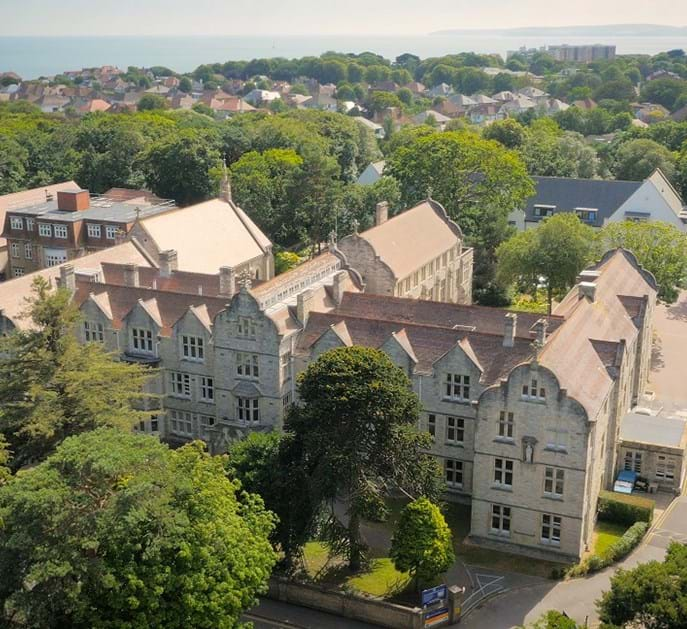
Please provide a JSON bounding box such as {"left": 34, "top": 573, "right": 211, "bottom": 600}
{"left": 503, "top": 312, "right": 517, "bottom": 347}
{"left": 123, "top": 263, "right": 139, "bottom": 288}
{"left": 375, "top": 201, "right": 389, "bottom": 226}
{"left": 159, "top": 250, "right": 178, "bottom": 278}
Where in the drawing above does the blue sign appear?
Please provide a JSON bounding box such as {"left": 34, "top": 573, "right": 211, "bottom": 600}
{"left": 422, "top": 584, "right": 447, "bottom": 607}
{"left": 424, "top": 607, "right": 449, "bottom": 627}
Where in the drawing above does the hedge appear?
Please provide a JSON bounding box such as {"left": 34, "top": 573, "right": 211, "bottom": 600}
{"left": 567, "top": 521, "right": 649, "bottom": 577}
{"left": 597, "top": 490, "right": 654, "bottom": 526}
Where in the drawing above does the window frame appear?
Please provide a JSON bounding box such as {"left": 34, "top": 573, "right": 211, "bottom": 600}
{"left": 87, "top": 223, "right": 102, "bottom": 238}
{"left": 493, "top": 457, "right": 514, "bottom": 488}
{"left": 444, "top": 373, "right": 470, "bottom": 402}
{"left": 446, "top": 415, "right": 464, "bottom": 445}
{"left": 237, "top": 397, "right": 260, "bottom": 424}
{"left": 236, "top": 351, "right": 259, "bottom": 378}
{"left": 544, "top": 467, "right": 565, "bottom": 498}
{"left": 84, "top": 320, "right": 104, "bottom": 342}
{"left": 24, "top": 242, "right": 32, "bottom": 259}
{"left": 498, "top": 411, "right": 514, "bottom": 439}
{"left": 181, "top": 334, "right": 205, "bottom": 362}
{"left": 10, "top": 242, "right": 20, "bottom": 258}
{"left": 170, "top": 371, "right": 192, "bottom": 399}
{"left": 541, "top": 513, "right": 562, "bottom": 546}
{"left": 199, "top": 376, "right": 214, "bottom": 402}
{"left": 131, "top": 327, "right": 154, "bottom": 354}
{"left": 490, "top": 504, "right": 511, "bottom": 537}
{"left": 38, "top": 223, "right": 52, "bottom": 237}
{"left": 53, "top": 224, "right": 68, "bottom": 239}
{"left": 445, "top": 458, "right": 463, "bottom": 489}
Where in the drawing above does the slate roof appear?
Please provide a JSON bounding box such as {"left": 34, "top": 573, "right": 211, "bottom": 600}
{"left": 524, "top": 176, "right": 643, "bottom": 226}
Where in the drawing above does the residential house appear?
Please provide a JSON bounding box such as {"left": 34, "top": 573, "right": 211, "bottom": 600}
{"left": 404, "top": 81, "right": 426, "bottom": 95}
{"left": 427, "top": 83, "right": 453, "bottom": 98}
{"left": 492, "top": 91, "right": 516, "bottom": 102}
{"left": 356, "top": 160, "right": 385, "bottom": 185}
{"left": 243, "top": 89, "right": 281, "bottom": 106}
{"left": 634, "top": 102, "right": 670, "bottom": 124}
{"left": 412, "top": 110, "right": 450, "bottom": 130}
{"left": 468, "top": 103, "right": 504, "bottom": 126}
{"left": 78, "top": 98, "right": 111, "bottom": 114}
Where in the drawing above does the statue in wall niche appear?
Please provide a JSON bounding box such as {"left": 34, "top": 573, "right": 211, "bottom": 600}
{"left": 522, "top": 437, "right": 537, "bottom": 463}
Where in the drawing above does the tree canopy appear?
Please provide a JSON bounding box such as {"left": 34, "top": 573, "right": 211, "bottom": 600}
{"left": 0, "top": 429, "right": 276, "bottom": 629}
{"left": 0, "top": 278, "right": 152, "bottom": 470}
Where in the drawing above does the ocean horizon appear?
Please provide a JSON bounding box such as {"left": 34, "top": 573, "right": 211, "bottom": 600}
{"left": 2, "top": 34, "right": 686, "bottom": 79}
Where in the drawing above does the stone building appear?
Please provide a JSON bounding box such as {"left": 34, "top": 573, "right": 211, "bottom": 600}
{"left": 296, "top": 249, "right": 657, "bottom": 561}
{"left": 336, "top": 199, "right": 473, "bottom": 304}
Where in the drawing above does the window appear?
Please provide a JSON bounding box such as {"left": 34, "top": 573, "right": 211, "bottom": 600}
{"left": 623, "top": 450, "right": 642, "bottom": 473}
{"left": 498, "top": 411, "right": 514, "bottom": 439}
{"left": 10, "top": 217, "right": 23, "bottom": 230}
{"left": 413, "top": 272, "right": 419, "bottom": 287}
{"left": 428, "top": 414, "right": 436, "bottom": 439}
{"left": 13, "top": 267, "right": 24, "bottom": 277}
{"left": 44, "top": 249, "right": 67, "bottom": 267}
{"left": 169, "top": 409, "right": 193, "bottom": 436}
{"left": 84, "top": 321, "right": 104, "bottom": 342}
{"left": 181, "top": 335, "right": 204, "bottom": 362}
{"left": 199, "top": 376, "right": 214, "bottom": 402}
{"left": 24, "top": 243, "right": 32, "bottom": 259}
{"left": 575, "top": 208, "right": 597, "bottom": 223}
{"left": 131, "top": 328, "right": 154, "bottom": 354}
{"left": 198, "top": 414, "right": 216, "bottom": 438}
{"left": 546, "top": 429, "right": 568, "bottom": 453}
{"left": 541, "top": 514, "right": 561, "bottom": 546}
{"left": 656, "top": 455, "right": 675, "bottom": 481}
{"left": 236, "top": 352, "right": 259, "bottom": 378}
{"left": 445, "top": 373, "right": 470, "bottom": 401}
{"left": 26, "top": 218, "right": 35, "bottom": 231}
{"left": 281, "top": 352, "right": 291, "bottom": 381}
{"left": 490, "top": 504, "right": 511, "bottom": 536}
{"left": 544, "top": 467, "right": 565, "bottom": 497}
{"left": 282, "top": 392, "right": 293, "bottom": 408}
{"left": 53, "top": 224, "right": 68, "bottom": 239}
{"left": 150, "top": 415, "right": 159, "bottom": 432}
{"left": 87, "top": 223, "right": 102, "bottom": 238}
{"left": 494, "top": 458, "right": 513, "bottom": 488}
{"left": 533, "top": 205, "right": 554, "bottom": 218}
{"left": 10, "top": 243, "right": 19, "bottom": 258}
{"left": 522, "top": 378, "right": 545, "bottom": 400}
{"left": 445, "top": 459, "right": 463, "bottom": 489}
{"left": 446, "top": 416, "right": 464, "bottom": 445}
{"left": 237, "top": 397, "right": 259, "bottom": 424}
{"left": 237, "top": 316, "right": 256, "bottom": 338}
{"left": 170, "top": 372, "right": 192, "bottom": 398}
{"left": 38, "top": 223, "right": 52, "bottom": 237}
{"left": 105, "top": 225, "right": 118, "bottom": 240}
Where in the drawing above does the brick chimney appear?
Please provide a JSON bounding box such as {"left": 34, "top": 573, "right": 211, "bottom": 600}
{"left": 123, "top": 263, "right": 139, "bottom": 288}
{"left": 503, "top": 312, "right": 517, "bottom": 348}
{"left": 159, "top": 250, "right": 178, "bottom": 278}
{"left": 296, "top": 289, "right": 314, "bottom": 326}
{"left": 219, "top": 266, "right": 236, "bottom": 297}
{"left": 375, "top": 201, "right": 389, "bottom": 226}
{"left": 59, "top": 263, "right": 76, "bottom": 292}
{"left": 56, "top": 190, "right": 90, "bottom": 212}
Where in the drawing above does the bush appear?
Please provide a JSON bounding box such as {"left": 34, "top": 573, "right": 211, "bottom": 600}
{"left": 598, "top": 490, "right": 654, "bottom": 526}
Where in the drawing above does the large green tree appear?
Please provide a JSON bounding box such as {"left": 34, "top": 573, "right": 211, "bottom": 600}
{"left": 0, "top": 428, "right": 276, "bottom": 629}
{"left": 599, "top": 220, "right": 687, "bottom": 302}
{"left": 0, "top": 278, "right": 152, "bottom": 470}
{"left": 613, "top": 138, "right": 677, "bottom": 182}
{"left": 288, "top": 346, "right": 442, "bottom": 571}
{"left": 597, "top": 541, "right": 687, "bottom": 628}
{"left": 496, "top": 213, "right": 598, "bottom": 312}
{"left": 390, "top": 498, "right": 454, "bottom": 590}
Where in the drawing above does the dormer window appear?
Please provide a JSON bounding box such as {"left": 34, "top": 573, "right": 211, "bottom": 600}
{"left": 181, "top": 335, "right": 204, "bottom": 362}
{"left": 87, "top": 223, "right": 102, "bottom": 238}
{"left": 533, "top": 205, "right": 555, "bottom": 218}
{"left": 132, "top": 328, "right": 154, "bottom": 354}
{"left": 574, "top": 207, "right": 597, "bottom": 223}
{"left": 26, "top": 218, "right": 35, "bottom": 231}
{"left": 10, "top": 217, "right": 23, "bottom": 230}
{"left": 38, "top": 223, "right": 52, "bottom": 237}
{"left": 53, "top": 224, "right": 68, "bottom": 239}
{"left": 522, "top": 378, "right": 545, "bottom": 401}
{"left": 84, "top": 321, "right": 104, "bottom": 342}
{"left": 105, "top": 225, "right": 118, "bottom": 240}
{"left": 445, "top": 373, "right": 470, "bottom": 402}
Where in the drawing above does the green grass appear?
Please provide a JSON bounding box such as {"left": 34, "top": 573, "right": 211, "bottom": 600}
{"left": 347, "top": 558, "right": 410, "bottom": 597}
{"left": 594, "top": 521, "right": 628, "bottom": 559}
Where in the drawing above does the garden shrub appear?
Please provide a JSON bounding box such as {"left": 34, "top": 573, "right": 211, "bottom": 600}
{"left": 598, "top": 490, "right": 654, "bottom": 526}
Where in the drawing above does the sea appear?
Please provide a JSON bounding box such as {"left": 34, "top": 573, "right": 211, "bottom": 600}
{"left": 1, "top": 34, "right": 687, "bottom": 80}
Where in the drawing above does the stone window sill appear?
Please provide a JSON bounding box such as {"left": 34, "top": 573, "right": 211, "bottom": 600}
{"left": 491, "top": 484, "right": 513, "bottom": 492}
{"left": 493, "top": 437, "right": 515, "bottom": 445}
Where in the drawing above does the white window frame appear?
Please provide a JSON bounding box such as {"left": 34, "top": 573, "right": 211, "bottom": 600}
{"left": 445, "top": 459, "right": 463, "bottom": 489}
{"left": 237, "top": 397, "right": 259, "bottom": 424}
{"left": 541, "top": 513, "right": 561, "bottom": 546}
{"left": 490, "top": 504, "right": 511, "bottom": 537}
{"left": 84, "top": 321, "right": 104, "bottom": 342}
{"left": 281, "top": 351, "right": 291, "bottom": 381}
{"left": 170, "top": 372, "right": 192, "bottom": 398}
{"left": 24, "top": 243, "right": 32, "bottom": 259}
{"left": 105, "top": 225, "right": 118, "bottom": 240}
{"left": 445, "top": 373, "right": 470, "bottom": 401}
{"left": 25, "top": 218, "right": 35, "bottom": 231}
{"left": 236, "top": 352, "right": 259, "bottom": 378}
{"left": 44, "top": 249, "right": 67, "bottom": 267}
{"left": 624, "top": 450, "right": 642, "bottom": 474}
{"left": 494, "top": 457, "right": 514, "bottom": 488}
{"left": 10, "top": 217, "right": 23, "bottom": 230}
{"left": 38, "top": 223, "right": 52, "bottom": 237}
{"left": 10, "top": 242, "right": 19, "bottom": 258}
{"left": 522, "top": 377, "right": 546, "bottom": 401}
{"left": 87, "top": 223, "right": 102, "bottom": 238}
{"left": 53, "top": 224, "right": 68, "bottom": 239}
{"left": 446, "top": 416, "right": 464, "bottom": 445}
{"left": 12, "top": 267, "right": 24, "bottom": 277}
{"left": 131, "top": 327, "right": 154, "bottom": 354}
{"left": 544, "top": 467, "right": 565, "bottom": 498}
{"left": 237, "top": 316, "right": 257, "bottom": 338}
{"left": 656, "top": 455, "right": 675, "bottom": 481}
{"left": 169, "top": 409, "right": 193, "bottom": 436}
{"left": 181, "top": 335, "right": 204, "bottom": 362}
{"left": 498, "top": 411, "right": 514, "bottom": 439}
{"left": 199, "top": 376, "right": 214, "bottom": 402}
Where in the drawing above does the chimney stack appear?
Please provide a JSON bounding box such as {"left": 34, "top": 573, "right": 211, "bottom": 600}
{"left": 578, "top": 281, "right": 597, "bottom": 302}
{"left": 219, "top": 266, "right": 236, "bottom": 297}
{"left": 59, "top": 263, "right": 76, "bottom": 293}
{"left": 503, "top": 312, "right": 517, "bottom": 348}
{"left": 375, "top": 201, "right": 389, "bottom": 226}
{"left": 56, "top": 190, "right": 90, "bottom": 212}
{"left": 296, "top": 289, "right": 314, "bottom": 326}
{"left": 123, "top": 263, "right": 139, "bottom": 288}
{"left": 332, "top": 270, "right": 348, "bottom": 305}
{"left": 159, "top": 250, "right": 178, "bottom": 278}
{"left": 534, "top": 318, "right": 548, "bottom": 346}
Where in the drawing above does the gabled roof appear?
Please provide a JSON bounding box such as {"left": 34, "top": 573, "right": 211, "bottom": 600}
{"left": 139, "top": 198, "right": 271, "bottom": 274}
{"left": 524, "top": 176, "right": 643, "bottom": 226}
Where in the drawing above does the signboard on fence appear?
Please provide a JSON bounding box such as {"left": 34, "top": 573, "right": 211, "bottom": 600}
{"left": 421, "top": 584, "right": 447, "bottom": 608}
{"left": 424, "top": 607, "right": 450, "bottom": 628}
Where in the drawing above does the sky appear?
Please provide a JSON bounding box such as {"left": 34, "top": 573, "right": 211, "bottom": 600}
{"left": 1, "top": 0, "right": 686, "bottom": 36}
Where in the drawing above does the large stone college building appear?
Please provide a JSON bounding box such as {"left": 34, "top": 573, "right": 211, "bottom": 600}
{"left": 0, "top": 182, "right": 658, "bottom": 562}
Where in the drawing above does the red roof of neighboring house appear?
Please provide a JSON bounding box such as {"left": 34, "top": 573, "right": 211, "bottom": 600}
{"left": 79, "top": 99, "right": 111, "bottom": 113}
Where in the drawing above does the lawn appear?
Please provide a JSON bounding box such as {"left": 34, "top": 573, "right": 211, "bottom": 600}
{"left": 593, "top": 521, "right": 628, "bottom": 559}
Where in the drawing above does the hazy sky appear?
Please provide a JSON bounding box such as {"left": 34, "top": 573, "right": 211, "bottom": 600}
{"left": 1, "top": 0, "right": 686, "bottom": 36}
